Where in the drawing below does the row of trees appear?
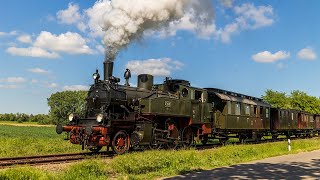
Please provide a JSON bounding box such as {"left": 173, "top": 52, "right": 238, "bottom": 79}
{"left": 0, "top": 113, "right": 52, "bottom": 124}
{"left": 262, "top": 89, "right": 320, "bottom": 114}
{"left": 1, "top": 91, "right": 87, "bottom": 125}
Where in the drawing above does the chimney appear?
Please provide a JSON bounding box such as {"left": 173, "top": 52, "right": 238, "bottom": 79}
{"left": 103, "top": 57, "right": 114, "bottom": 81}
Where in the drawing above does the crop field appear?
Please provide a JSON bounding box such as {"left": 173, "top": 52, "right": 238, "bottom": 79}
{"left": 0, "top": 124, "right": 81, "bottom": 157}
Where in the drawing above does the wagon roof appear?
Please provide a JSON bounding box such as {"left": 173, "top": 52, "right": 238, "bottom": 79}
{"left": 206, "top": 88, "right": 271, "bottom": 107}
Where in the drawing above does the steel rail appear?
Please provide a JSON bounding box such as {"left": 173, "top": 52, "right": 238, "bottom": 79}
{"left": 0, "top": 151, "right": 113, "bottom": 168}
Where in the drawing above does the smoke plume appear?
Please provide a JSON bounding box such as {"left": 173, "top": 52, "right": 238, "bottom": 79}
{"left": 102, "top": 0, "right": 214, "bottom": 60}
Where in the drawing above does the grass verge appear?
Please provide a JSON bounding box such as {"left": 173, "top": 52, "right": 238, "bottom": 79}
{"left": 0, "top": 125, "right": 81, "bottom": 157}
{"left": 0, "top": 138, "right": 320, "bottom": 179}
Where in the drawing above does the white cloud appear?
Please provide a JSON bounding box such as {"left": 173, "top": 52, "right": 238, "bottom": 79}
{"left": 252, "top": 51, "right": 290, "bottom": 63}
{"left": 57, "top": 3, "right": 86, "bottom": 32}
{"left": 297, "top": 47, "right": 317, "bottom": 60}
{"left": 63, "top": 85, "right": 89, "bottom": 91}
{"left": 126, "top": 58, "right": 184, "bottom": 76}
{"left": 0, "top": 84, "right": 21, "bottom": 89}
{"left": 47, "top": 83, "right": 58, "bottom": 88}
{"left": 0, "top": 77, "right": 26, "bottom": 83}
{"left": 6, "top": 47, "right": 60, "bottom": 59}
{"left": 217, "top": 3, "right": 274, "bottom": 43}
{"left": 234, "top": 3, "right": 274, "bottom": 29}
{"left": 7, "top": 31, "right": 94, "bottom": 58}
{"left": 28, "top": 68, "right": 49, "bottom": 74}
{"left": 0, "top": 31, "right": 18, "bottom": 37}
{"left": 34, "top": 31, "right": 94, "bottom": 55}
{"left": 17, "top": 34, "right": 32, "bottom": 44}
{"left": 57, "top": 3, "right": 82, "bottom": 24}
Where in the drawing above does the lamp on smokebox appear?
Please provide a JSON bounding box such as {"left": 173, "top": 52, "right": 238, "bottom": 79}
{"left": 92, "top": 69, "right": 100, "bottom": 81}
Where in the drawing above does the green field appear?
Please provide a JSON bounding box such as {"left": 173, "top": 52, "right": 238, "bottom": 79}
{"left": 1, "top": 124, "right": 320, "bottom": 179}
{"left": 0, "top": 124, "right": 81, "bottom": 157}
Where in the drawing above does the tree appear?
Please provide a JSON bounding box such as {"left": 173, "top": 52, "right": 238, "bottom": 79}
{"left": 47, "top": 91, "right": 87, "bottom": 124}
{"left": 262, "top": 89, "right": 320, "bottom": 114}
{"left": 290, "top": 90, "right": 320, "bottom": 114}
{"left": 261, "top": 89, "right": 291, "bottom": 109}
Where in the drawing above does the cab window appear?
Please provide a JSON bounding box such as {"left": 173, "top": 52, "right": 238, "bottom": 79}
{"left": 195, "top": 90, "right": 202, "bottom": 100}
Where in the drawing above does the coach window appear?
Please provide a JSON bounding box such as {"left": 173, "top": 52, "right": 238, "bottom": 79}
{"left": 291, "top": 112, "right": 294, "bottom": 120}
{"left": 259, "top": 106, "right": 263, "bottom": 116}
{"left": 227, "top": 101, "right": 232, "bottom": 114}
{"left": 235, "top": 103, "right": 241, "bottom": 115}
{"left": 245, "top": 104, "right": 250, "bottom": 115}
{"left": 266, "top": 108, "right": 269, "bottom": 118}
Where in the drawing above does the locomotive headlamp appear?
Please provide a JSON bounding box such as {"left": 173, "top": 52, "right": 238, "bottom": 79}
{"left": 96, "top": 113, "right": 104, "bottom": 123}
{"left": 68, "top": 113, "right": 74, "bottom": 121}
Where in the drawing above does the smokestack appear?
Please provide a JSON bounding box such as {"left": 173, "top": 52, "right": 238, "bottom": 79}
{"left": 103, "top": 58, "right": 114, "bottom": 81}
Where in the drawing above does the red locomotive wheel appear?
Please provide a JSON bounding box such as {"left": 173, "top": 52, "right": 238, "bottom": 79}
{"left": 112, "top": 131, "right": 129, "bottom": 154}
{"left": 181, "top": 126, "right": 194, "bottom": 147}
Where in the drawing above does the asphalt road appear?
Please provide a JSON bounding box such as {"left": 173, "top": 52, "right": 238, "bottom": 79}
{"left": 164, "top": 149, "right": 320, "bottom": 179}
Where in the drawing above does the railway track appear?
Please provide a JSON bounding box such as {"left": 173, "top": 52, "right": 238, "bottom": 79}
{"left": 1, "top": 136, "right": 318, "bottom": 168}
{"left": 0, "top": 151, "right": 113, "bottom": 168}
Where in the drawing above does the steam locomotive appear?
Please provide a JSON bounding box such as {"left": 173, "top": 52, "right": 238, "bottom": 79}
{"left": 56, "top": 59, "right": 320, "bottom": 154}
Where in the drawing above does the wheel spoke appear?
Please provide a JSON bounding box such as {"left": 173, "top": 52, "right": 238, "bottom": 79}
{"left": 112, "top": 131, "right": 129, "bottom": 154}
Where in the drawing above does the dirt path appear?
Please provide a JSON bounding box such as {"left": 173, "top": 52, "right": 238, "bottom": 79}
{"left": 164, "top": 149, "right": 320, "bottom": 179}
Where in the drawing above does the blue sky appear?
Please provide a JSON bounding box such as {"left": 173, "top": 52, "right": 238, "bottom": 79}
{"left": 0, "top": 0, "right": 319, "bottom": 114}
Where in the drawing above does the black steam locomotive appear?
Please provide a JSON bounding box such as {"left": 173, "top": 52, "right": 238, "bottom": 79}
{"left": 56, "top": 59, "right": 320, "bottom": 154}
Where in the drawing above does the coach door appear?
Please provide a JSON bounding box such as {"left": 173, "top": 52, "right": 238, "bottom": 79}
{"left": 298, "top": 113, "right": 302, "bottom": 129}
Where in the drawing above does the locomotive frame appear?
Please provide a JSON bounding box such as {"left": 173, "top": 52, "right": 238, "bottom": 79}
{"left": 56, "top": 59, "right": 320, "bottom": 154}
